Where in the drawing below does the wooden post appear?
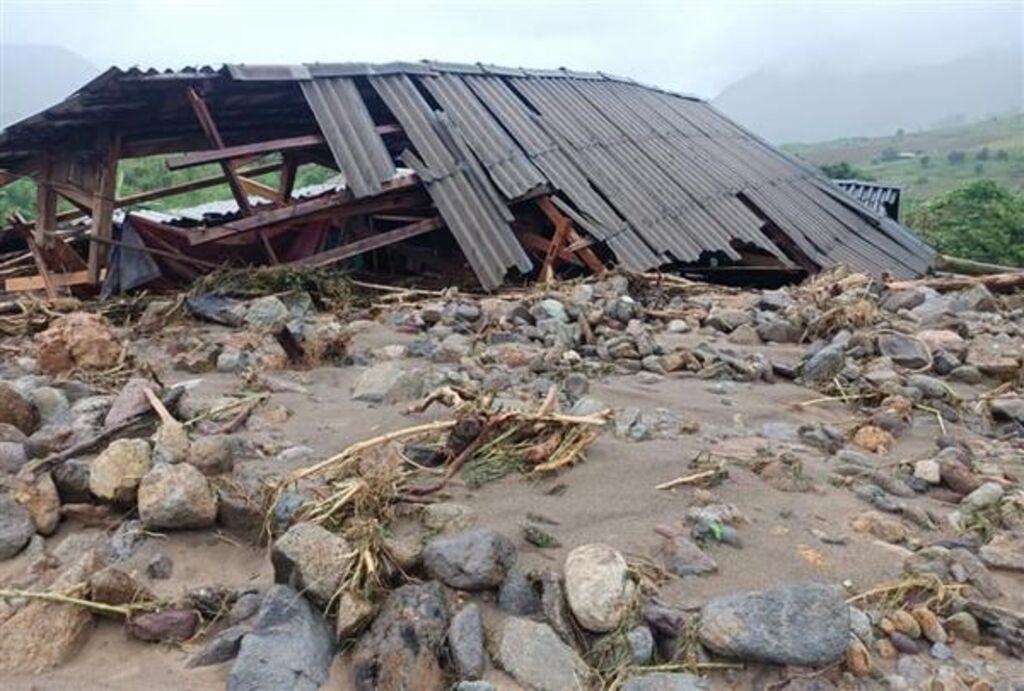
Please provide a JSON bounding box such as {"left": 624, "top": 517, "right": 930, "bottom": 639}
{"left": 87, "top": 129, "right": 120, "bottom": 284}
{"left": 185, "top": 87, "right": 251, "bottom": 215}
{"left": 34, "top": 158, "right": 57, "bottom": 246}
{"left": 536, "top": 196, "right": 605, "bottom": 280}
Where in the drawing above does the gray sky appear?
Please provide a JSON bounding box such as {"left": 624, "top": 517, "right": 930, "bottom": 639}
{"left": 1, "top": 0, "right": 1021, "bottom": 98}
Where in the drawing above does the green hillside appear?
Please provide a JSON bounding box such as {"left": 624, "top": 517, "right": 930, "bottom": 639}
{"left": 784, "top": 114, "right": 1024, "bottom": 205}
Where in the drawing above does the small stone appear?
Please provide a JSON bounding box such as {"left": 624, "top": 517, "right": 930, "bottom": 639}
{"left": 89, "top": 566, "right": 154, "bottom": 607}
{"left": 421, "top": 502, "right": 475, "bottom": 532}
{"left": 351, "top": 362, "right": 423, "bottom": 404}
{"left": 914, "top": 460, "right": 942, "bottom": 485}
{"left": 705, "top": 307, "right": 751, "bottom": 333}
{"left": 335, "top": 591, "right": 375, "bottom": 640}
{"left": 422, "top": 529, "right": 516, "bottom": 590}
{"left": 137, "top": 463, "right": 218, "bottom": 530}
{"left": 945, "top": 612, "right": 980, "bottom": 644}
{"left": 662, "top": 535, "right": 717, "bottom": 576}
{"left": 890, "top": 610, "right": 922, "bottom": 638}
{"left": 727, "top": 323, "right": 762, "bottom": 345}
{"left": 930, "top": 641, "right": 954, "bottom": 660}
{"left": 146, "top": 553, "right": 174, "bottom": 580}
{"left": 271, "top": 522, "right": 352, "bottom": 608}
{"left": 53, "top": 458, "right": 91, "bottom": 502}
{"left": 0, "top": 383, "right": 38, "bottom": 435}
{"left": 0, "top": 441, "right": 28, "bottom": 474}
{"left": 153, "top": 421, "right": 189, "bottom": 465}
{"left": 851, "top": 511, "right": 907, "bottom": 543}
{"left": 495, "top": 617, "right": 589, "bottom": 691}
{"left": 889, "top": 631, "right": 922, "bottom": 654}
{"left": 455, "top": 683, "right": 496, "bottom": 691}
{"left": 499, "top": 567, "right": 541, "bottom": 616}
{"left": 104, "top": 378, "right": 157, "bottom": 428}
{"left": 990, "top": 397, "right": 1024, "bottom": 423}
{"left": 127, "top": 609, "right": 199, "bottom": 642}
{"left": 187, "top": 626, "right": 248, "bottom": 668}
{"left": 846, "top": 637, "right": 872, "bottom": 677}
{"left": 912, "top": 607, "right": 946, "bottom": 643}
{"left": 0, "top": 494, "right": 35, "bottom": 560}
{"left": 802, "top": 344, "right": 846, "bottom": 383}
{"left": 448, "top": 603, "right": 486, "bottom": 680}
{"left": 962, "top": 482, "right": 1004, "bottom": 512}
{"left": 89, "top": 438, "right": 152, "bottom": 504}
{"left": 627, "top": 625, "right": 655, "bottom": 665}
{"left": 979, "top": 533, "right": 1024, "bottom": 572}
{"left": 540, "top": 569, "right": 575, "bottom": 643}
{"left": 243, "top": 296, "right": 290, "bottom": 328}
{"left": 699, "top": 582, "right": 849, "bottom": 666}
{"left": 12, "top": 472, "right": 60, "bottom": 536}
{"left": 187, "top": 434, "right": 237, "bottom": 475}
{"left": 620, "top": 673, "right": 708, "bottom": 691}
{"left": 879, "top": 333, "right": 931, "bottom": 369}
{"left": 27, "top": 387, "right": 69, "bottom": 425}
{"left": 564, "top": 543, "right": 634, "bottom": 633}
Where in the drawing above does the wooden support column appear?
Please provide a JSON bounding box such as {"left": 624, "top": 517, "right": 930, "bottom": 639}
{"left": 34, "top": 158, "right": 57, "bottom": 246}
{"left": 536, "top": 196, "right": 605, "bottom": 280}
{"left": 87, "top": 129, "right": 120, "bottom": 283}
{"left": 278, "top": 156, "right": 298, "bottom": 203}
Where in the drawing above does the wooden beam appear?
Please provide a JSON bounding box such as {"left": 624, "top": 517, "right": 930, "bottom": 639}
{"left": 165, "top": 134, "right": 324, "bottom": 170}
{"left": 185, "top": 87, "right": 251, "bottom": 215}
{"left": 290, "top": 217, "right": 443, "bottom": 268}
{"left": 5, "top": 269, "right": 98, "bottom": 293}
{"left": 536, "top": 197, "right": 605, "bottom": 277}
{"left": 519, "top": 231, "right": 583, "bottom": 266}
{"left": 278, "top": 156, "right": 298, "bottom": 203}
{"left": 187, "top": 175, "right": 423, "bottom": 246}
{"left": 87, "top": 128, "right": 120, "bottom": 283}
{"left": 24, "top": 235, "right": 58, "bottom": 299}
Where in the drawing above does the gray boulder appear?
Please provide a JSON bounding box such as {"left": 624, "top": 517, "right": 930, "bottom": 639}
{"left": 498, "top": 567, "right": 541, "bottom": 615}
{"left": 495, "top": 618, "right": 589, "bottom": 691}
{"left": 0, "top": 494, "right": 34, "bottom": 560}
{"left": 137, "top": 462, "right": 217, "bottom": 530}
{"left": 801, "top": 344, "right": 845, "bottom": 383}
{"left": 878, "top": 333, "right": 931, "bottom": 370}
{"left": 448, "top": 603, "right": 486, "bottom": 680}
{"left": 699, "top": 582, "right": 849, "bottom": 666}
{"left": 423, "top": 529, "right": 516, "bottom": 590}
{"left": 351, "top": 363, "right": 424, "bottom": 404}
{"left": 352, "top": 582, "right": 449, "bottom": 691}
{"left": 271, "top": 522, "right": 352, "bottom": 608}
{"left": 227, "top": 585, "right": 334, "bottom": 691}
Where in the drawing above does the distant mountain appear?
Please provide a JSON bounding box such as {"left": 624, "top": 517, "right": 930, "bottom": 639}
{"left": 713, "top": 50, "right": 1023, "bottom": 144}
{"left": 1, "top": 44, "right": 99, "bottom": 128}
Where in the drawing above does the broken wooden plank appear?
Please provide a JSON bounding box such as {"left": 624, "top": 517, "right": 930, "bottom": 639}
{"left": 165, "top": 134, "right": 325, "bottom": 170}
{"left": 5, "top": 269, "right": 99, "bottom": 293}
{"left": 290, "top": 216, "right": 443, "bottom": 268}
{"left": 185, "top": 87, "right": 251, "bottom": 215}
{"left": 886, "top": 271, "right": 1024, "bottom": 293}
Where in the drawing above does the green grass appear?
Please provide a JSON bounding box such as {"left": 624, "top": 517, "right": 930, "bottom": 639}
{"left": 784, "top": 114, "right": 1024, "bottom": 209}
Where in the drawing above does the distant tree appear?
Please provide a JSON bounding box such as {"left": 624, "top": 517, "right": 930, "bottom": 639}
{"left": 895, "top": 128, "right": 905, "bottom": 137}
{"left": 974, "top": 163, "right": 985, "bottom": 174}
{"left": 947, "top": 150, "right": 966, "bottom": 165}
{"left": 976, "top": 147, "right": 990, "bottom": 161}
{"left": 880, "top": 147, "right": 900, "bottom": 162}
{"left": 819, "top": 161, "right": 874, "bottom": 181}
{"left": 995, "top": 149, "right": 1009, "bottom": 161}
{"left": 920, "top": 155, "right": 931, "bottom": 168}
{"left": 906, "top": 180, "right": 1024, "bottom": 266}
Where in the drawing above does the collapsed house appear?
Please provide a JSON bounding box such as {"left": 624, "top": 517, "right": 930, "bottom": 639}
{"left": 0, "top": 61, "right": 934, "bottom": 298}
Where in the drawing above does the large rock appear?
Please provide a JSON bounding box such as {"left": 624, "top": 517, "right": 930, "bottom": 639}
{"left": 699, "top": 583, "right": 849, "bottom": 666}
{"left": 878, "top": 333, "right": 930, "bottom": 370}
{"left": 137, "top": 462, "right": 217, "bottom": 530}
{"left": 564, "top": 543, "right": 634, "bottom": 633}
{"left": 152, "top": 421, "right": 189, "bottom": 465}
{"left": 495, "top": 618, "right": 589, "bottom": 691}
{"left": 0, "top": 383, "right": 38, "bottom": 435}
{"left": 35, "top": 312, "right": 120, "bottom": 375}
{"left": 966, "top": 337, "right": 1021, "bottom": 379}
{"left": 0, "top": 550, "right": 102, "bottom": 672}
{"left": 12, "top": 472, "right": 60, "bottom": 535}
{"left": 227, "top": 585, "right": 334, "bottom": 691}
{"left": 351, "top": 363, "right": 424, "bottom": 404}
{"left": 621, "top": 673, "right": 709, "bottom": 691}
{"left": 801, "top": 344, "right": 845, "bottom": 384}
{"left": 271, "top": 522, "right": 352, "bottom": 608}
{"left": 422, "top": 529, "right": 515, "bottom": 590}
{"left": 88, "top": 438, "right": 152, "bottom": 504}
{"left": 448, "top": 603, "right": 486, "bottom": 680}
{"left": 705, "top": 308, "right": 751, "bottom": 333}
{"left": 0, "top": 494, "right": 34, "bottom": 560}
{"left": 352, "top": 582, "right": 449, "bottom": 691}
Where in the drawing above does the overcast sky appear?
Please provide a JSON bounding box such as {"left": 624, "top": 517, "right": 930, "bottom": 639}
{"left": 1, "top": 0, "right": 1021, "bottom": 98}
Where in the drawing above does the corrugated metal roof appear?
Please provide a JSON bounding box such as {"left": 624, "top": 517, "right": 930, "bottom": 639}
{"left": 300, "top": 78, "right": 396, "bottom": 197}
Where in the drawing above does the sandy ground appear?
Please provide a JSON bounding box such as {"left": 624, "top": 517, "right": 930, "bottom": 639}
{"left": 4, "top": 321, "right": 1023, "bottom": 690}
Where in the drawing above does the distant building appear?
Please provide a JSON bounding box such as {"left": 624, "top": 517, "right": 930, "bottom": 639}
{"left": 834, "top": 180, "right": 902, "bottom": 221}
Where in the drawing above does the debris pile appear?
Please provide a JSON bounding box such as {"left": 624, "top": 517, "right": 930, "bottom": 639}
{"left": 0, "top": 264, "right": 1021, "bottom": 689}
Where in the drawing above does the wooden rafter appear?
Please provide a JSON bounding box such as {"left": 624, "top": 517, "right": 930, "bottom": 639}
{"left": 290, "top": 217, "right": 443, "bottom": 269}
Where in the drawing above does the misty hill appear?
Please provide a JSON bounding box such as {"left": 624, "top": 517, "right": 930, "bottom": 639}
{"left": 713, "top": 50, "right": 1022, "bottom": 144}
{"left": 1, "top": 44, "right": 98, "bottom": 128}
